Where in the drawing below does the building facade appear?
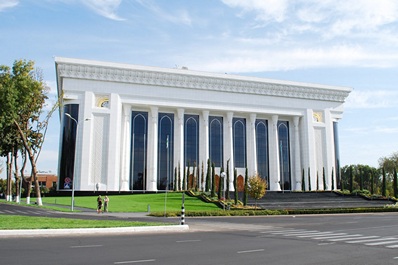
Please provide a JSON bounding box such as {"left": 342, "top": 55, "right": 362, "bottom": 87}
{"left": 55, "top": 57, "right": 351, "bottom": 193}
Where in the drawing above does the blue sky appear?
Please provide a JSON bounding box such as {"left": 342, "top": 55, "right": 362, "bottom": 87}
{"left": 1, "top": 0, "right": 398, "bottom": 177}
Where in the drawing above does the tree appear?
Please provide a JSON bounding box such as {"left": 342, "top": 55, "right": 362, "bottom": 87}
{"left": 226, "top": 159, "right": 230, "bottom": 200}
{"left": 243, "top": 167, "right": 248, "bottom": 206}
{"left": 0, "top": 59, "right": 57, "bottom": 206}
{"left": 205, "top": 159, "right": 211, "bottom": 192}
{"left": 247, "top": 174, "right": 267, "bottom": 208}
{"left": 211, "top": 162, "right": 216, "bottom": 197}
{"left": 234, "top": 168, "right": 238, "bottom": 205}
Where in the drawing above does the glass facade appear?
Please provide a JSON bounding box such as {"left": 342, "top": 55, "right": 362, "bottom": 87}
{"left": 333, "top": 122, "right": 341, "bottom": 189}
{"left": 256, "top": 119, "right": 269, "bottom": 186}
{"left": 233, "top": 118, "right": 246, "bottom": 168}
{"left": 158, "top": 113, "right": 174, "bottom": 190}
{"left": 184, "top": 114, "right": 199, "bottom": 166}
{"left": 209, "top": 116, "right": 223, "bottom": 167}
{"left": 278, "top": 121, "right": 291, "bottom": 190}
{"left": 59, "top": 104, "right": 79, "bottom": 190}
{"left": 130, "top": 111, "right": 148, "bottom": 190}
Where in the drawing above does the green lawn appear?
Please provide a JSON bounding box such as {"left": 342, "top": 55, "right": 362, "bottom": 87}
{"left": 0, "top": 215, "right": 169, "bottom": 230}
{"left": 40, "top": 192, "right": 220, "bottom": 213}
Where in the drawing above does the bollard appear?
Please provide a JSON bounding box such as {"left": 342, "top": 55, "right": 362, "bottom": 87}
{"left": 147, "top": 204, "right": 150, "bottom": 213}
{"left": 180, "top": 203, "right": 185, "bottom": 225}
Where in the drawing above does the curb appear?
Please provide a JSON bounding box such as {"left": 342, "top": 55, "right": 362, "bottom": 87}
{"left": 0, "top": 225, "right": 190, "bottom": 238}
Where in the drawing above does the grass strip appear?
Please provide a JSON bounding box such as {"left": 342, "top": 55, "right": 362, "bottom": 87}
{"left": 0, "top": 215, "right": 169, "bottom": 230}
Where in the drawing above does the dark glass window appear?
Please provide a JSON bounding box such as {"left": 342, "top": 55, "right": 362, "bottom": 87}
{"left": 184, "top": 115, "right": 199, "bottom": 166}
{"left": 278, "top": 121, "right": 291, "bottom": 190}
{"left": 256, "top": 119, "right": 269, "bottom": 186}
{"left": 158, "top": 113, "right": 174, "bottom": 190}
{"left": 130, "top": 112, "right": 148, "bottom": 190}
{"left": 59, "top": 104, "right": 79, "bottom": 190}
{"left": 333, "top": 122, "right": 341, "bottom": 189}
{"left": 209, "top": 116, "right": 223, "bottom": 167}
{"left": 233, "top": 118, "right": 246, "bottom": 168}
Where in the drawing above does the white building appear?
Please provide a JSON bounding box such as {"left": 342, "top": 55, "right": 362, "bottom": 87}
{"left": 55, "top": 57, "right": 351, "bottom": 193}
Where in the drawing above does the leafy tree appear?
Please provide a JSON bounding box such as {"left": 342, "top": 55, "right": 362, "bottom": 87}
{"left": 211, "top": 162, "right": 216, "bottom": 197}
{"left": 0, "top": 59, "right": 57, "bottom": 206}
{"left": 247, "top": 174, "right": 267, "bottom": 208}
{"left": 226, "top": 159, "right": 230, "bottom": 200}
{"left": 382, "top": 167, "right": 387, "bottom": 197}
{"left": 234, "top": 168, "right": 238, "bottom": 205}
{"left": 243, "top": 167, "right": 248, "bottom": 206}
{"left": 205, "top": 159, "right": 211, "bottom": 192}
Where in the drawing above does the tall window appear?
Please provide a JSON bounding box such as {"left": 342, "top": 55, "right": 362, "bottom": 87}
{"left": 333, "top": 122, "right": 341, "bottom": 189}
{"left": 256, "top": 119, "right": 269, "bottom": 186}
{"left": 130, "top": 112, "right": 148, "bottom": 190}
{"left": 209, "top": 116, "right": 223, "bottom": 167}
{"left": 59, "top": 104, "right": 79, "bottom": 190}
{"left": 158, "top": 113, "right": 174, "bottom": 190}
{"left": 233, "top": 118, "right": 246, "bottom": 168}
{"left": 184, "top": 115, "right": 199, "bottom": 167}
{"left": 278, "top": 121, "right": 291, "bottom": 190}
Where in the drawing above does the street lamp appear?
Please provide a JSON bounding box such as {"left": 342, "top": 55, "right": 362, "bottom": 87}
{"left": 221, "top": 172, "right": 226, "bottom": 210}
{"left": 65, "top": 113, "right": 78, "bottom": 211}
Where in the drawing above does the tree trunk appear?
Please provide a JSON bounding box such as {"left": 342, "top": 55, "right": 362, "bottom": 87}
{"left": 13, "top": 148, "right": 20, "bottom": 203}
{"left": 13, "top": 120, "right": 42, "bottom": 206}
{"left": 6, "top": 153, "right": 12, "bottom": 202}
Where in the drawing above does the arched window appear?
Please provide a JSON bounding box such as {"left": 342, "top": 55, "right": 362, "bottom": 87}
{"left": 278, "top": 121, "right": 291, "bottom": 190}
{"left": 184, "top": 115, "right": 199, "bottom": 167}
{"left": 158, "top": 113, "right": 174, "bottom": 190}
{"left": 233, "top": 118, "right": 246, "bottom": 168}
{"left": 130, "top": 112, "right": 148, "bottom": 190}
{"left": 209, "top": 116, "right": 223, "bottom": 167}
{"left": 256, "top": 119, "right": 269, "bottom": 187}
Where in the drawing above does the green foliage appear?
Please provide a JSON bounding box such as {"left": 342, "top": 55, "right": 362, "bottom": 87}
{"left": 205, "top": 159, "right": 211, "bottom": 192}
{"left": 247, "top": 174, "right": 267, "bottom": 208}
{"left": 234, "top": 168, "right": 238, "bottom": 205}
{"left": 211, "top": 162, "right": 216, "bottom": 197}
{"left": 243, "top": 167, "right": 248, "bottom": 206}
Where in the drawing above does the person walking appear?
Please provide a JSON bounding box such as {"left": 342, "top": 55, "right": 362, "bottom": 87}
{"left": 104, "top": 195, "right": 109, "bottom": 212}
{"left": 97, "top": 195, "right": 103, "bottom": 214}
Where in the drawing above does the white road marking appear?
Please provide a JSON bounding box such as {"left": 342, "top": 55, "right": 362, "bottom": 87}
{"left": 176, "top": 239, "right": 201, "bottom": 243}
{"left": 70, "top": 245, "right": 103, "bottom": 248}
{"left": 366, "top": 240, "right": 398, "bottom": 246}
{"left": 114, "top": 259, "right": 156, "bottom": 264}
{"left": 386, "top": 245, "right": 398, "bottom": 248}
{"left": 346, "top": 237, "right": 396, "bottom": 244}
{"left": 237, "top": 249, "right": 264, "bottom": 254}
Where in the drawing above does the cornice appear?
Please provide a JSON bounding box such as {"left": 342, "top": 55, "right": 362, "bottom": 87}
{"left": 56, "top": 58, "right": 352, "bottom": 103}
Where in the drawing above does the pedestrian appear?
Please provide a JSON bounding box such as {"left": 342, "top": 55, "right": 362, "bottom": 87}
{"left": 104, "top": 195, "right": 109, "bottom": 212}
{"left": 97, "top": 195, "right": 103, "bottom": 214}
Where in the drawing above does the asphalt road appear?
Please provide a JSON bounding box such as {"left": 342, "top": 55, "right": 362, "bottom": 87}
{"left": 1, "top": 203, "right": 398, "bottom": 265}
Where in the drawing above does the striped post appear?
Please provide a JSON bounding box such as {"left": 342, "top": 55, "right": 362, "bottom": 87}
{"left": 180, "top": 192, "right": 185, "bottom": 225}
{"left": 180, "top": 203, "right": 185, "bottom": 225}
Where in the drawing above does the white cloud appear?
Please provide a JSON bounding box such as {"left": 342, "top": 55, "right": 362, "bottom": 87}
{"left": 345, "top": 90, "right": 398, "bottom": 109}
{"left": 136, "top": 0, "right": 192, "bottom": 26}
{"left": 0, "top": 0, "right": 18, "bottom": 12}
{"left": 83, "top": 0, "right": 124, "bottom": 21}
{"left": 221, "top": 0, "right": 288, "bottom": 22}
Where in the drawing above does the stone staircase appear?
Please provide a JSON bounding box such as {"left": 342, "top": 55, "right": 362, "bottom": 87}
{"left": 244, "top": 191, "right": 396, "bottom": 210}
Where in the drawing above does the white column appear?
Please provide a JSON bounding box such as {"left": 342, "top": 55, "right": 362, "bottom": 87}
{"left": 119, "top": 105, "right": 131, "bottom": 191}
{"left": 147, "top": 106, "right": 158, "bottom": 191}
{"left": 293, "top": 116, "right": 301, "bottom": 191}
{"left": 226, "top": 112, "right": 234, "bottom": 190}
{"left": 324, "top": 109, "right": 334, "bottom": 190}
{"left": 248, "top": 113, "right": 257, "bottom": 177}
{"left": 269, "top": 115, "right": 281, "bottom": 191}
{"left": 200, "top": 110, "right": 209, "bottom": 191}
{"left": 176, "top": 108, "right": 184, "bottom": 189}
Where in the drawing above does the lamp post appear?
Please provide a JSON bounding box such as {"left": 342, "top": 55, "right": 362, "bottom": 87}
{"left": 65, "top": 113, "right": 78, "bottom": 211}
{"left": 221, "top": 172, "right": 226, "bottom": 210}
